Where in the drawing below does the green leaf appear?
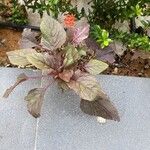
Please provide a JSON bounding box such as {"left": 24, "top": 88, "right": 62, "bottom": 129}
{"left": 67, "top": 74, "right": 101, "bottom": 101}
{"left": 52, "top": 0, "right": 59, "bottom": 5}
{"left": 91, "top": 25, "right": 112, "bottom": 48}
{"left": 103, "top": 40, "right": 109, "bottom": 46}
{"left": 63, "top": 45, "right": 80, "bottom": 67}
{"left": 108, "top": 38, "right": 112, "bottom": 42}
{"left": 3, "top": 73, "right": 28, "bottom": 98}
{"left": 26, "top": 52, "right": 50, "bottom": 70}
{"left": 78, "top": 48, "right": 87, "bottom": 56}
{"left": 102, "top": 29, "right": 109, "bottom": 39}
{"left": 25, "top": 88, "right": 45, "bottom": 118}
{"left": 85, "top": 59, "right": 108, "bottom": 75}
{"left": 6, "top": 49, "right": 35, "bottom": 66}
{"left": 40, "top": 14, "right": 66, "bottom": 50}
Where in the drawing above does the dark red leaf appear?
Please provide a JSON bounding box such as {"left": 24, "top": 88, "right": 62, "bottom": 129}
{"left": 25, "top": 88, "right": 45, "bottom": 118}
{"left": 80, "top": 94, "right": 120, "bottom": 121}
{"left": 3, "top": 73, "right": 28, "bottom": 98}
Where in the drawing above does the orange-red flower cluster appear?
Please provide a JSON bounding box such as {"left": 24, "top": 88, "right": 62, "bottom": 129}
{"left": 64, "top": 14, "right": 76, "bottom": 28}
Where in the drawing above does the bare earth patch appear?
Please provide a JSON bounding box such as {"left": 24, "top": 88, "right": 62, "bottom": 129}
{"left": 104, "top": 51, "right": 150, "bottom": 78}
{"left": 0, "top": 28, "right": 21, "bottom": 66}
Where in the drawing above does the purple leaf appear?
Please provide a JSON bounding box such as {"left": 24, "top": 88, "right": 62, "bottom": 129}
{"left": 44, "top": 53, "right": 56, "bottom": 69}
{"left": 44, "top": 52, "right": 63, "bottom": 70}
{"left": 59, "top": 69, "right": 74, "bottom": 82}
{"left": 25, "top": 88, "right": 45, "bottom": 118}
{"left": 3, "top": 73, "right": 28, "bottom": 98}
{"left": 67, "top": 73, "right": 100, "bottom": 101}
{"left": 19, "top": 28, "right": 39, "bottom": 49}
{"left": 80, "top": 94, "right": 120, "bottom": 121}
{"left": 67, "top": 18, "right": 90, "bottom": 45}
{"left": 85, "top": 38, "right": 115, "bottom": 64}
{"left": 72, "top": 24, "right": 90, "bottom": 45}
{"left": 40, "top": 14, "right": 66, "bottom": 50}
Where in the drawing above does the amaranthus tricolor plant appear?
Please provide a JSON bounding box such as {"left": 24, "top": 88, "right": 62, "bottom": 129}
{"left": 3, "top": 14, "right": 120, "bottom": 121}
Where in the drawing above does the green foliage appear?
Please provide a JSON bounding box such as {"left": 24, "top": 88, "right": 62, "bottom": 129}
{"left": 23, "top": 0, "right": 83, "bottom": 19}
{"left": 112, "top": 29, "right": 150, "bottom": 51}
{"left": 0, "top": 2, "right": 9, "bottom": 17}
{"left": 2, "top": 0, "right": 150, "bottom": 53}
{"left": 128, "top": 34, "right": 150, "bottom": 51}
{"left": 91, "top": 25, "right": 112, "bottom": 48}
{"left": 141, "top": 20, "right": 150, "bottom": 29}
{"left": 10, "top": 0, "right": 28, "bottom": 25}
{"left": 88, "top": 0, "right": 149, "bottom": 29}
{"left": 87, "top": 0, "right": 150, "bottom": 51}
{"left": 0, "top": 2, "right": 8, "bottom": 11}
{"left": 127, "top": 4, "right": 143, "bottom": 18}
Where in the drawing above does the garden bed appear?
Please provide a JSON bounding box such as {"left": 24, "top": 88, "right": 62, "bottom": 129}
{"left": 0, "top": 28, "right": 149, "bottom": 77}
{"left": 0, "top": 0, "right": 150, "bottom": 78}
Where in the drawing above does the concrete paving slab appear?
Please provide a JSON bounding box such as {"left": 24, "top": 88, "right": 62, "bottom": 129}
{"left": 0, "top": 68, "right": 41, "bottom": 150}
{"left": 36, "top": 76, "right": 150, "bottom": 150}
{"left": 0, "top": 68, "right": 150, "bottom": 150}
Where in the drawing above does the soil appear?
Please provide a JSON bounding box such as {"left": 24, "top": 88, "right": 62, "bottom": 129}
{"left": 104, "top": 52, "right": 150, "bottom": 78}
{"left": 0, "top": 28, "right": 22, "bottom": 66}
{"left": 0, "top": 28, "right": 150, "bottom": 78}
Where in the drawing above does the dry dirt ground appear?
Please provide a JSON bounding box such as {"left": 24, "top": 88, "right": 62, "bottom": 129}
{"left": 0, "top": 29, "right": 21, "bottom": 66}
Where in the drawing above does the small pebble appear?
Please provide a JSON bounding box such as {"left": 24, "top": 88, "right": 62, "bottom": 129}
{"left": 97, "top": 117, "right": 106, "bottom": 124}
{"left": 5, "top": 64, "right": 10, "bottom": 67}
{"left": 26, "top": 64, "right": 34, "bottom": 68}
{"left": 1, "top": 39, "right": 6, "bottom": 44}
{"left": 112, "top": 67, "right": 118, "bottom": 74}
{"left": 138, "top": 72, "right": 143, "bottom": 77}
{"left": 144, "top": 64, "right": 149, "bottom": 69}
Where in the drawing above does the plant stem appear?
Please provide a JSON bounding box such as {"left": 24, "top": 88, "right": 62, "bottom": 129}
{"left": 43, "top": 79, "right": 55, "bottom": 92}
{"left": 28, "top": 74, "right": 50, "bottom": 80}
